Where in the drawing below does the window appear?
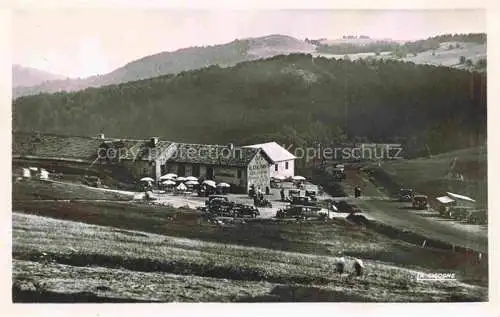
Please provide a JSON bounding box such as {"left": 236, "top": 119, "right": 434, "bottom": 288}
{"left": 285, "top": 162, "right": 289, "bottom": 169}
{"left": 274, "top": 164, "right": 278, "bottom": 171}
{"left": 237, "top": 169, "right": 242, "bottom": 179}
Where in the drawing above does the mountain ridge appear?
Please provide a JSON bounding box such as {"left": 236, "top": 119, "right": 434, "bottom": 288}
{"left": 12, "top": 33, "right": 486, "bottom": 99}
{"left": 12, "top": 34, "right": 314, "bottom": 98}
{"left": 12, "top": 64, "right": 68, "bottom": 88}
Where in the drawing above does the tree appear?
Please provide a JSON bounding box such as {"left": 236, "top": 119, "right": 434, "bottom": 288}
{"left": 465, "top": 59, "right": 473, "bottom": 67}
{"left": 459, "top": 56, "right": 466, "bottom": 64}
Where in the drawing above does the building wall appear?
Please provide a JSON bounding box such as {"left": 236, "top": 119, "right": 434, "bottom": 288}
{"left": 213, "top": 166, "right": 246, "bottom": 189}
{"left": 247, "top": 152, "right": 271, "bottom": 192}
{"left": 270, "top": 159, "right": 295, "bottom": 179}
{"left": 121, "top": 160, "right": 154, "bottom": 179}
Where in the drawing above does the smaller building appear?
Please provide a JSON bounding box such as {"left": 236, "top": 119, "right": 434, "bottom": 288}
{"left": 244, "top": 142, "right": 296, "bottom": 179}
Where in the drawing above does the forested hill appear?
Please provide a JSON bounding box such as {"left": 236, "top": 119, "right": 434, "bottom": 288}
{"left": 12, "top": 54, "right": 486, "bottom": 156}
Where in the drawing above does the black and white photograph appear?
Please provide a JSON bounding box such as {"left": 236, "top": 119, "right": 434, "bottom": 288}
{"left": 6, "top": 1, "right": 495, "bottom": 310}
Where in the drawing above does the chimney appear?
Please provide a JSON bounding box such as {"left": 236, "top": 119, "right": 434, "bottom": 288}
{"left": 151, "top": 137, "right": 159, "bottom": 147}
{"left": 98, "top": 133, "right": 105, "bottom": 140}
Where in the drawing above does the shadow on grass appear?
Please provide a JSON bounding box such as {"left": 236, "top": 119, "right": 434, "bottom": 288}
{"left": 237, "top": 285, "right": 375, "bottom": 302}
{"left": 13, "top": 251, "right": 332, "bottom": 286}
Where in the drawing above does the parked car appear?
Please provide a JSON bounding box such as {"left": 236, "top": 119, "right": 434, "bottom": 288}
{"left": 276, "top": 205, "right": 323, "bottom": 219}
{"left": 331, "top": 168, "right": 346, "bottom": 181}
{"left": 449, "top": 206, "right": 474, "bottom": 221}
{"left": 468, "top": 210, "right": 487, "bottom": 225}
{"left": 398, "top": 188, "right": 415, "bottom": 202}
{"left": 205, "top": 195, "right": 229, "bottom": 206}
{"left": 290, "top": 195, "right": 317, "bottom": 206}
{"left": 305, "top": 190, "right": 317, "bottom": 201}
{"left": 233, "top": 204, "right": 260, "bottom": 218}
{"left": 412, "top": 195, "right": 429, "bottom": 209}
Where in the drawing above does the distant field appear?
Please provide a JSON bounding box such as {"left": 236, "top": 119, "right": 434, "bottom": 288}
{"left": 12, "top": 212, "right": 487, "bottom": 302}
{"left": 314, "top": 41, "right": 486, "bottom": 69}
{"left": 367, "top": 146, "right": 487, "bottom": 207}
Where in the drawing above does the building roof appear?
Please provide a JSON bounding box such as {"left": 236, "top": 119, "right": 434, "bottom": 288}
{"left": 169, "top": 143, "right": 263, "bottom": 167}
{"left": 244, "top": 141, "right": 296, "bottom": 163}
{"left": 13, "top": 132, "right": 103, "bottom": 161}
{"left": 13, "top": 132, "right": 273, "bottom": 167}
{"left": 446, "top": 192, "right": 476, "bottom": 203}
{"left": 436, "top": 196, "right": 455, "bottom": 204}
{"left": 120, "top": 140, "right": 174, "bottom": 161}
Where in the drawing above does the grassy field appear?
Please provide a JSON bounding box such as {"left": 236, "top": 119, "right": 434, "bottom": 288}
{"left": 366, "top": 146, "right": 487, "bottom": 207}
{"left": 12, "top": 167, "right": 488, "bottom": 302}
{"left": 12, "top": 199, "right": 488, "bottom": 302}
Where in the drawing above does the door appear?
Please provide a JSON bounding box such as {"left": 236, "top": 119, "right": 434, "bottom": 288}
{"left": 206, "top": 167, "right": 214, "bottom": 180}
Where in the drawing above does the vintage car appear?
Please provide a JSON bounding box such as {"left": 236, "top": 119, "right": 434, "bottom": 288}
{"left": 290, "top": 195, "right": 317, "bottom": 207}
{"left": 233, "top": 204, "right": 260, "bottom": 218}
{"left": 412, "top": 195, "right": 429, "bottom": 209}
{"left": 276, "top": 205, "right": 324, "bottom": 219}
{"left": 398, "top": 188, "right": 415, "bottom": 202}
{"left": 305, "top": 190, "right": 318, "bottom": 201}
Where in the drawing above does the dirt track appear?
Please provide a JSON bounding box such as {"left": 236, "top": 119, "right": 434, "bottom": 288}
{"left": 339, "top": 169, "right": 487, "bottom": 253}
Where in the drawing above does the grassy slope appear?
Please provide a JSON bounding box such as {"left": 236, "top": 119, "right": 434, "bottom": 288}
{"left": 369, "top": 146, "right": 487, "bottom": 207}
{"left": 12, "top": 212, "right": 487, "bottom": 302}
{"left": 12, "top": 179, "right": 134, "bottom": 201}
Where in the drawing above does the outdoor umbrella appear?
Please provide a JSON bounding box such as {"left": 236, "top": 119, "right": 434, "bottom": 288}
{"left": 160, "top": 173, "right": 177, "bottom": 180}
{"left": 162, "top": 180, "right": 176, "bottom": 186}
{"left": 185, "top": 176, "right": 198, "bottom": 181}
{"left": 29, "top": 167, "right": 38, "bottom": 172}
{"left": 203, "top": 180, "right": 217, "bottom": 187}
{"left": 176, "top": 183, "right": 187, "bottom": 191}
{"left": 292, "top": 175, "right": 306, "bottom": 181}
{"left": 272, "top": 175, "right": 286, "bottom": 181}
{"left": 140, "top": 177, "right": 155, "bottom": 182}
{"left": 217, "top": 182, "right": 231, "bottom": 188}
{"left": 176, "top": 177, "right": 187, "bottom": 182}
{"left": 185, "top": 180, "right": 199, "bottom": 186}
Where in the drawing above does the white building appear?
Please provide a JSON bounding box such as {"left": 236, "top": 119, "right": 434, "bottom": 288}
{"left": 446, "top": 192, "right": 476, "bottom": 209}
{"left": 244, "top": 142, "right": 296, "bottom": 179}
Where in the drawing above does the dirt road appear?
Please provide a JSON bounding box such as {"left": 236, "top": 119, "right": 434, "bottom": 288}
{"left": 340, "top": 169, "right": 488, "bottom": 253}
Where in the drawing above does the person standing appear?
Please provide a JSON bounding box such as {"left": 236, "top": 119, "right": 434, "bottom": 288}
{"left": 354, "top": 186, "right": 361, "bottom": 198}
{"left": 353, "top": 258, "right": 364, "bottom": 277}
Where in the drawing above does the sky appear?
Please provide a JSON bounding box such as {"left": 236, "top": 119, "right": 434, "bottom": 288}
{"left": 12, "top": 9, "right": 486, "bottom": 78}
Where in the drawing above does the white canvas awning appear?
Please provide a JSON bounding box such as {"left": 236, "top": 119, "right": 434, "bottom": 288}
{"left": 436, "top": 196, "right": 455, "bottom": 204}
{"left": 446, "top": 192, "right": 476, "bottom": 203}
